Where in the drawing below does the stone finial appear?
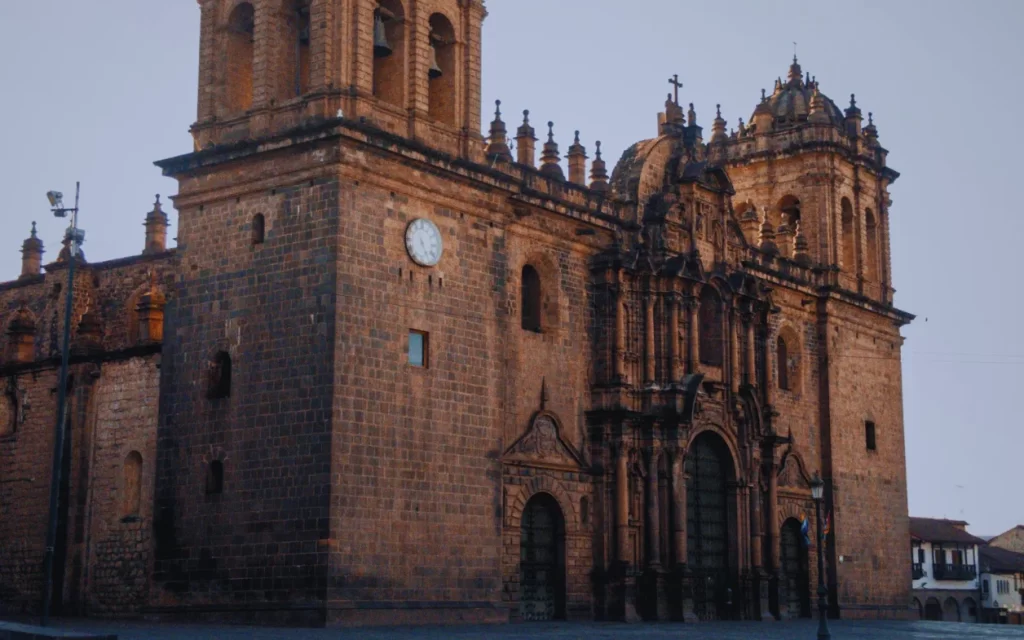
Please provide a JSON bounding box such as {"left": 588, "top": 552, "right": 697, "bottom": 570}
{"left": 788, "top": 55, "right": 802, "bottom": 85}
{"left": 539, "top": 122, "right": 565, "bottom": 181}
{"left": 144, "top": 194, "right": 170, "bottom": 255}
{"left": 567, "top": 130, "right": 588, "bottom": 186}
{"left": 516, "top": 110, "right": 537, "bottom": 167}
{"left": 485, "top": 100, "right": 513, "bottom": 164}
{"left": 711, "top": 104, "right": 728, "bottom": 143}
{"left": 776, "top": 220, "right": 794, "bottom": 258}
{"left": 589, "top": 141, "right": 609, "bottom": 192}
{"left": 738, "top": 117, "right": 747, "bottom": 137}
{"left": 20, "top": 221, "right": 44, "bottom": 279}
{"left": 845, "top": 93, "right": 863, "bottom": 137}
{"left": 864, "top": 111, "right": 879, "bottom": 145}
{"left": 687, "top": 103, "right": 697, "bottom": 127}
{"left": 758, "top": 208, "right": 778, "bottom": 254}
{"left": 808, "top": 84, "right": 830, "bottom": 124}
{"left": 794, "top": 221, "right": 811, "bottom": 265}
{"left": 73, "top": 310, "right": 104, "bottom": 355}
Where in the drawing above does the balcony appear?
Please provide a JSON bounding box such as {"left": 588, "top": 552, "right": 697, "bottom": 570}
{"left": 912, "top": 563, "right": 925, "bottom": 580}
{"left": 931, "top": 563, "right": 977, "bottom": 581}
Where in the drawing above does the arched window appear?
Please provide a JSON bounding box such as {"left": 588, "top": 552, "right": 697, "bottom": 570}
{"left": 206, "top": 460, "right": 224, "bottom": 495}
{"left": 698, "top": 286, "right": 723, "bottom": 366}
{"left": 225, "top": 3, "right": 255, "bottom": 113}
{"left": 372, "top": 0, "right": 406, "bottom": 109}
{"left": 427, "top": 13, "right": 457, "bottom": 126}
{"left": 779, "top": 195, "right": 801, "bottom": 228}
{"left": 521, "top": 265, "right": 542, "bottom": 332}
{"left": 208, "top": 351, "right": 232, "bottom": 399}
{"left": 865, "top": 208, "right": 879, "bottom": 282}
{"left": 841, "top": 197, "right": 855, "bottom": 272}
{"left": 279, "top": 0, "right": 311, "bottom": 99}
{"left": 122, "top": 451, "right": 143, "bottom": 519}
{"left": 252, "top": 213, "right": 265, "bottom": 245}
{"left": 777, "top": 336, "right": 789, "bottom": 391}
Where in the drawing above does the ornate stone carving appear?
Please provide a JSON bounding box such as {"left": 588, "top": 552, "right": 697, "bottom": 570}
{"left": 503, "top": 412, "right": 584, "bottom": 470}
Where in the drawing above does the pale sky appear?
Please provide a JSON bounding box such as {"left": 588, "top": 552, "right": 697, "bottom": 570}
{"left": 1, "top": 1, "right": 1021, "bottom": 535}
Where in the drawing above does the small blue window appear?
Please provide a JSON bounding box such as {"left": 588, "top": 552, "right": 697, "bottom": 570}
{"left": 409, "top": 330, "right": 428, "bottom": 368}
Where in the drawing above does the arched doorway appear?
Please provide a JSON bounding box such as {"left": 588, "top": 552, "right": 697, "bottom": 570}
{"left": 962, "top": 597, "right": 978, "bottom": 623}
{"left": 911, "top": 597, "right": 923, "bottom": 620}
{"left": 519, "top": 493, "right": 566, "bottom": 621}
{"left": 686, "top": 431, "right": 735, "bottom": 620}
{"left": 942, "top": 596, "right": 960, "bottom": 622}
{"left": 779, "top": 518, "right": 811, "bottom": 618}
{"left": 924, "top": 596, "right": 942, "bottom": 621}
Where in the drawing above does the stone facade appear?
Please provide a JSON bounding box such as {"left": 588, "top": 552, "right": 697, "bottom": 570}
{"left": 0, "top": 0, "right": 915, "bottom": 627}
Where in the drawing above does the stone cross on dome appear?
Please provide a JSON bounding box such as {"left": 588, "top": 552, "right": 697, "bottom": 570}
{"left": 668, "top": 74, "right": 683, "bottom": 106}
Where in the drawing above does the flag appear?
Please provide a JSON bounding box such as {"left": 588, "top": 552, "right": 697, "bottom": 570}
{"left": 823, "top": 512, "right": 832, "bottom": 539}
{"left": 799, "top": 513, "right": 811, "bottom": 547}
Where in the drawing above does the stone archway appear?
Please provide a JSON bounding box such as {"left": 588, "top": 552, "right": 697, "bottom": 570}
{"left": 911, "top": 597, "right": 923, "bottom": 620}
{"left": 685, "top": 431, "right": 737, "bottom": 620}
{"left": 779, "top": 518, "right": 811, "bottom": 618}
{"left": 924, "top": 596, "right": 941, "bottom": 621}
{"left": 519, "top": 492, "right": 566, "bottom": 621}
{"left": 942, "top": 596, "right": 960, "bottom": 622}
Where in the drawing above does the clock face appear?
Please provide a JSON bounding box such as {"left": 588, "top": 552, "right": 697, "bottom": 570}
{"left": 405, "top": 218, "right": 443, "bottom": 267}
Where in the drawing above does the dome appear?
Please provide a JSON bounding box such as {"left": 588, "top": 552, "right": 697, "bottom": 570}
{"left": 750, "top": 57, "right": 846, "bottom": 132}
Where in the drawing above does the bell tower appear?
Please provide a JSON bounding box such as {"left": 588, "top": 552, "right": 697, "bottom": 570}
{"left": 192, "top": 0, "right": 486, "bottom": 160}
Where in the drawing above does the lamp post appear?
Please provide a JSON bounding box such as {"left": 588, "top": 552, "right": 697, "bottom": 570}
{"left": 810, "top": 471, "right": 831, "bottom": 639}
{"left": 40, "top": 183, "right": 83, "bottom": 626}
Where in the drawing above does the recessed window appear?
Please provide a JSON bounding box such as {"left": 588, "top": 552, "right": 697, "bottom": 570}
{"left": 865, "top": 421, "right": 877, "bottom": 451}
{"left": 206, "top": 460, "right": 224, "bottom": 495}
{"left": 521, "top": 265, "right": 542, "bottom": 332}
{"left": 252, "top": 213, "right": 265, "bottom": 245}
{"left": 208, "top": 351, "right": 232, "bottom": 399}
{"left": 409, "top": 330, "right": 429, "bottom": 368}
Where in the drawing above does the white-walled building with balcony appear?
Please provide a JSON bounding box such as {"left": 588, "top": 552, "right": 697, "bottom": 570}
{"left": 979, "top": 544, "right": 1024, "bottom": 624}
{"left": 910, "top": 517, "right": 985, "bottom": 622}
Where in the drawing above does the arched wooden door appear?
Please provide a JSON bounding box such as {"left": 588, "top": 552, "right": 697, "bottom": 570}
{"left": 779, "top": 518, "right": 811, "bottom": 618}
{"left": 519, "top": 493, "right": 566, "bottom": 621}
{"left": 686, "top": 432, "right": 735, "bottom": 620}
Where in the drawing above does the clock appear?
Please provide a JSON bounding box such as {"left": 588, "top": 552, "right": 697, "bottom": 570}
{"left": 405, "top": 218, "right": 443, "bottom": 267}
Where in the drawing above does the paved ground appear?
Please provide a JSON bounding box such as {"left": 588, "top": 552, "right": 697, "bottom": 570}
{"left": 11, "top": 619, "right": 1024, "bottom": 640}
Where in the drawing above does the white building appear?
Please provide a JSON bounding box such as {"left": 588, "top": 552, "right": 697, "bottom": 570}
{"left": 979, "top": 545, "right": 1024, "bottom": 624}
{"left": 910, "top": 517, "right": 984, "bottom": 622}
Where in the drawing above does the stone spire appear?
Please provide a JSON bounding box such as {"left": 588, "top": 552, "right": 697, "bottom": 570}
{"left": 776, "top": 218, "right": 794, "bottom": 258}
{"left": 711, "top": 104, "right": 728, "bottom": 144}
{"left": 485, "top": 100, "right": 513, "bottom": 163}
{"left": 539, "top": 122, "right": 565, "bottom": 181}
{"left": 793, "top": 221, "right": 811, "bottom": 266}
{"left": 567, "top": 131, "right": 587, "bottom": 185}
{"left": 752, "top": 89, "right": 772, "bottom": 131}
{"left": 20, "top": 222, "right": 43, "bottom": 279}
{"left": 739, "top": 205, "right": 760, "bottom": 244}
{"left": 144, "top": 195, "right": 170, "bottom": 255}
{"left": 589, "top": 141, "right": 609, "bottom": 193}
{"left": 516, "top": 110, "right": 537, "bottom": 167}
{"left": 845, "top": 93, "right": 863, "bottom": 137}
{"left": 758, "top": 208, "right": 777, "bottom": 254}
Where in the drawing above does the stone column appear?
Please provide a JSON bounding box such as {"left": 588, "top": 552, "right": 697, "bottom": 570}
{"left": 767, "top": 459, "right": 780, "bottom": 572}
{"left": 764, "top": 327, "right": 776, "bottom": 407}
{"left": 614, "top": 287, "right": 625, "bottom": 382}
{"left": 646, "top": 447, "right": 661, "bottom": 567}
{"left": 645, "top": 294, "right": 656, "bottom": 384}
{"left": 616, "top": 444, "right": 630, "bottom": 564}
{"left": 668, "top": 293, "right": 680, "bottom": 382}
{"left": 730, "top": 311, "right": 742, "bottom": 393}
{"left": 686, "top": 296, "right": 699, "bottom": 374}
{"left": 745, "top": 314, "right": 756, "bottom": 386}
{"left": 671, "top": 452, "right": 686, "bottom": 566}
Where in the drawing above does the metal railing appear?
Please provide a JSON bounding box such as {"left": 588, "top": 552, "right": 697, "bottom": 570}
{"left": 931, "top": 563, "right": 976, "bottom": 581}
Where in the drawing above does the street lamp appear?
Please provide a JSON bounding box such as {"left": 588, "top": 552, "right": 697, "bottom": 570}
{"left": 810, "top": 471, "right": 831, "bottom": 639}
{"left": 40, "top": 183, "right": 82, "bottom": 626}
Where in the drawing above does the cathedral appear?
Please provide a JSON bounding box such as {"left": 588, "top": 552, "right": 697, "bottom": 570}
{"left": 0, "top": 0, "right": 914, "bottom": 626}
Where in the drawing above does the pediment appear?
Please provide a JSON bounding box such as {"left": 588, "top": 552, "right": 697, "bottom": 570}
{"left": 778, "top": 449, "right": 813, "bottom": 491}
{"left": 503, "top": 412, "right": 584, "bottom": 471}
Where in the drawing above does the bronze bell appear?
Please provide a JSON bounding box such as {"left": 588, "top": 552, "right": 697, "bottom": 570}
{"left": 373, "top": 13, "right": 392, "bottom": 59}
{"left": 428, "top": 43, "right": 442, "bottom": 79}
